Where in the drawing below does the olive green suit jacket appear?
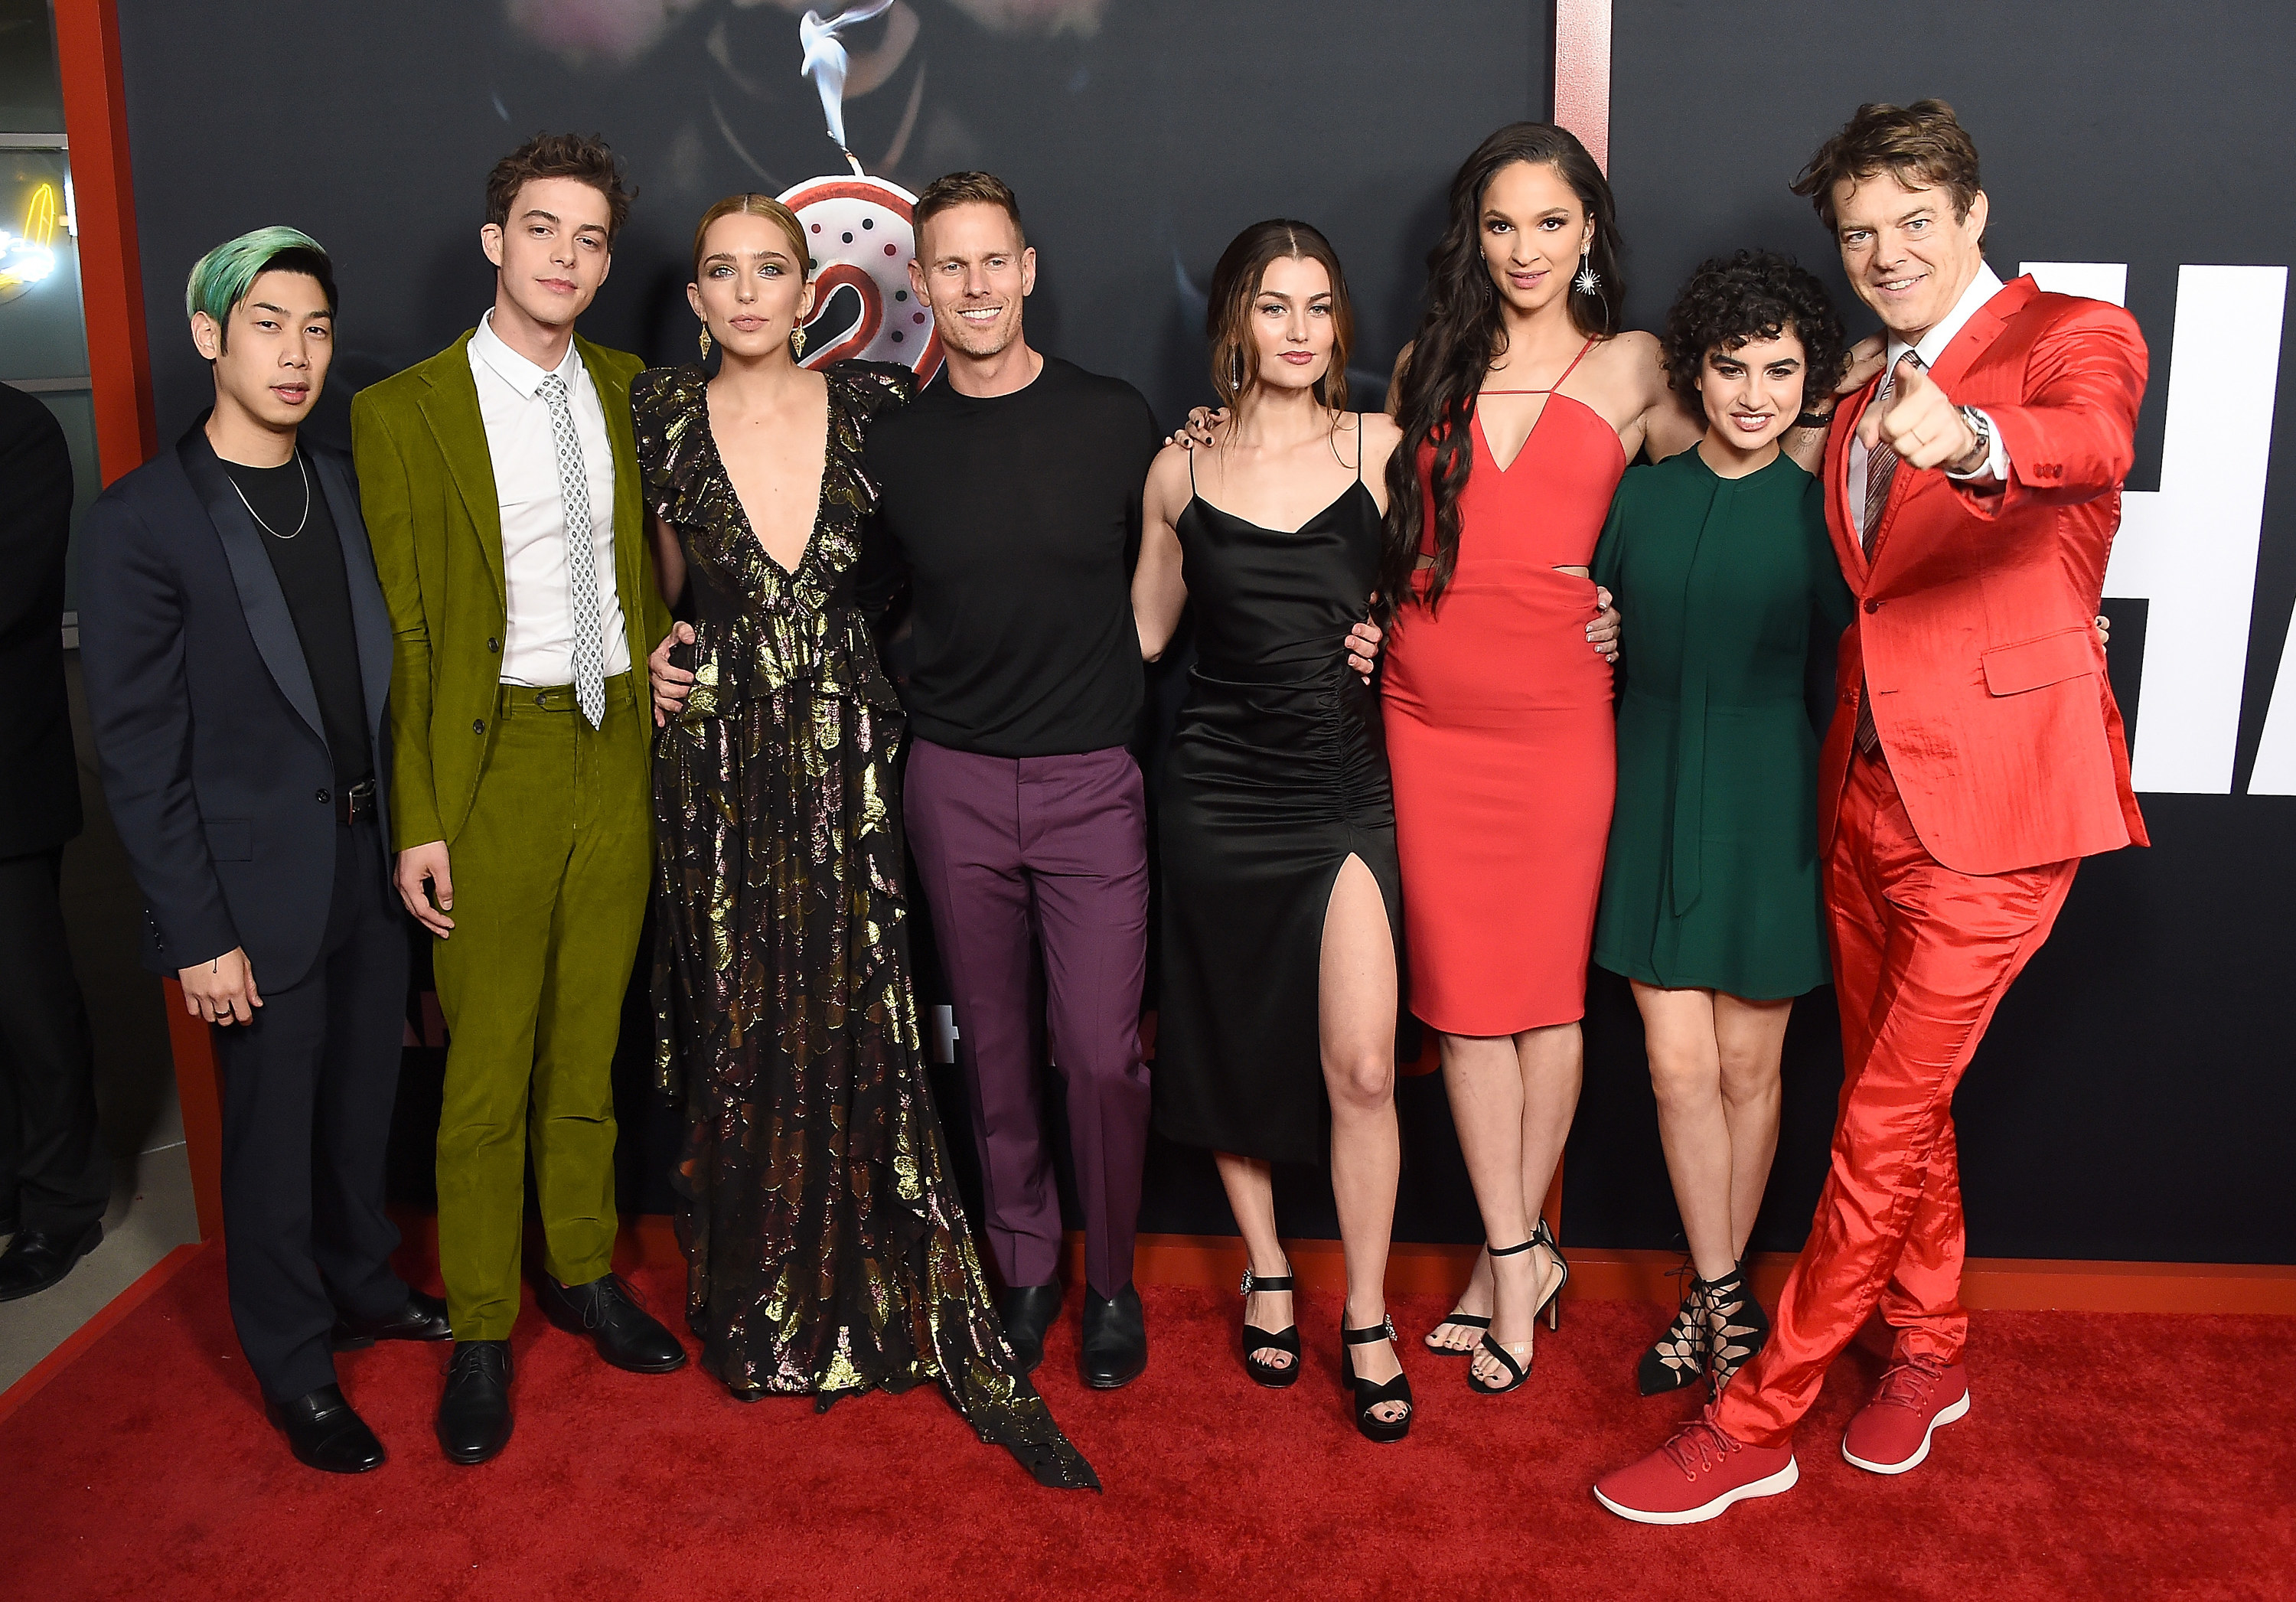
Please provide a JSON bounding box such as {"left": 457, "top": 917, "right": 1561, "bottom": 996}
{"left": 349, "top": 331, "right": 670, "bottom": 851}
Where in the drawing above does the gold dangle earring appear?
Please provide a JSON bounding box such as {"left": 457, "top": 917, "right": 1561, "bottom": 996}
{"left": 697, "top": 322, "right": 713, "bottom": 359}
{"left": 791, "top": 321, "right": 808, "bottom": 361}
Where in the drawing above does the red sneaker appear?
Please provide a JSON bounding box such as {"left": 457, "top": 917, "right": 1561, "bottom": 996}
{"left": 1841, "top": 1356, "right": 1968, "bottom": 1475}
{"left": 1593, "top": 1410, "right": 1799, "bottom": 1525}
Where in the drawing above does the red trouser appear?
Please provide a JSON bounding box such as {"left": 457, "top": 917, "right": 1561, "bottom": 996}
{"left": 1715, "top": 748, "right": 2077, "bottom": 1449}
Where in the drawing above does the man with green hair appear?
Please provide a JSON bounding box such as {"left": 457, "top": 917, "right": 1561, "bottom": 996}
{"left": 351, "top": 132, "right": 684, "bottom": 1467}
{"left": 80, "top": 227, "right": 451, "bottom": 1475}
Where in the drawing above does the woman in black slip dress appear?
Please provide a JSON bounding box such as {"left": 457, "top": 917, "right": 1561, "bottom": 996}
{"left": 1133, "top": 220, "right": 1411, "bottom": 1443}
{"left": 641, "top": 194, "right": 1093, "bottom": 1489}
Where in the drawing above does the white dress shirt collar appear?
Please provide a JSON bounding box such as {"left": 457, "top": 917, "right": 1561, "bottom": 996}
{"left": 468, "top": 307, "right": 582, "bottom": 400}
{"left": 1888, "top": 262, "right": 2006, "bottom": 374}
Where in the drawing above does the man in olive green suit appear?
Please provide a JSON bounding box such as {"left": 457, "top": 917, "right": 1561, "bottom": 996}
{"left": 351, "top": 134, "right": 685, "bottom": 1467}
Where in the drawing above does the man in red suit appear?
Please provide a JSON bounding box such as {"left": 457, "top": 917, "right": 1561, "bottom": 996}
{"left": 1596, "top": 100, "right": 2148, "bottom": 1523}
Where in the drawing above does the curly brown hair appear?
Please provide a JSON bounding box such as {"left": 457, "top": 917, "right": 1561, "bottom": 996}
{"left": 484, "top": 132, "right": 634, "bottom": 241}
{"left": 1661, "top": 250, "right": 1847, "bottom": 416}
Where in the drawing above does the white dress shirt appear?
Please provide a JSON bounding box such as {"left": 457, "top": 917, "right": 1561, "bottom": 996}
{"left": 468, "top": 309, "right": 631, "bottom": 685}
{"left": 1848, "top": 263, "right": 2012, "bottom": 544}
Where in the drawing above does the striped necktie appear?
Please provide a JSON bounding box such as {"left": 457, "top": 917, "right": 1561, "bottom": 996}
{"left": 1854, "top": 352, "right": 1921, "bottom": 755}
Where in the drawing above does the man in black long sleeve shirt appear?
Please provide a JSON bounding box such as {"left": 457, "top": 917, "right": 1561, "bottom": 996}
{"left": 861, "top": 175, "right": 1159, "bottom": 1388}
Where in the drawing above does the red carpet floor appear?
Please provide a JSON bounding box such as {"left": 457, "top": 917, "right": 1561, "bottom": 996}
{"left": 2, "top": 1244, "right": 2289, "bottom": 1600}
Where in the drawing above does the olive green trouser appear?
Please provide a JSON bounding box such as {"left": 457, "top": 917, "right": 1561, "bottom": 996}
{"left": 432, "top": 673, "right": 650, "bottom": 1340}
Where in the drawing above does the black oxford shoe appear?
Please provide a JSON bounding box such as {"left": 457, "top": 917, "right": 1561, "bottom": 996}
{"left": 436, "top": 1339, "right": 514, "bottom": 1466}
{"left": 999, "top": 1282, "right": 1062, "bottom": 1374}
{"left": 1079, "top": 1284, "right": 1148, "bottom": 1390}
{"left": 534, "top": 1271, "right": 688, "bottom": 1373}
{"left": 0, "top": 1221, "right": 103, "bottom": 1302}
{"left": 269, "top": 1384, "right": 386, "bottom": 1474}
{"left": 332, "top": 1288, "right": 452, "bottom": 1350}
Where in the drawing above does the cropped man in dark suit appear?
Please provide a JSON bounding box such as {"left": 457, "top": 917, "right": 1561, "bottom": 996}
{"left": 0, "top": 382, "right": 107, "bottom": 1300}
{"left": 79, "top": 229, "right": 449, "bottom": 1475}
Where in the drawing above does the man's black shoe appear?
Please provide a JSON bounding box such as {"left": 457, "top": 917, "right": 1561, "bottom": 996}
{"left": 331, "top": 1288, "right": 452, "bottom": 1350}
{"left": 269, "top": 1383, "right": 386, "bottom": 1474}
{"left": 533, "top": 1271, "right": 687, "bottom": 1373}
{"left": 0, "top": 1221, "right": 102, "bottom": 1302}
{"left": 436, "top": 1339, "right": 514, "bottom": 1465}
{"left": 999, "top": 1281, "right": 1062, "bottom": 1373}
{"left": 1079, "top": 1284, "right": 1147, "bottom": 1389}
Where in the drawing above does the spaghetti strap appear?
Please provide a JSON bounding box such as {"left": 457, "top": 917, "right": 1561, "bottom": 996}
{"left": 1187, "top": 439, "right": 1199, "bottom": 494}
{"left": 1353, "top": 413, "right": 1364, "bottom": 482}
{"left": 1554, "top": 334, "right": 1600, "bottom": 388}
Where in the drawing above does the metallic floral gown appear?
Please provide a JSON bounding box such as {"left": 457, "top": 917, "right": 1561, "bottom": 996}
{"left": 636, "top": 360, "right": 1095, "bottom": 1490}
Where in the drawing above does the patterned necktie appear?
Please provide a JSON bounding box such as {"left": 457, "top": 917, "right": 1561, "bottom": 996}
{"left": 1854, "top": 352, "right": 1922, "bottom": 754}
{"left": 537, "top": 371, "right": 606, "bottom": 729}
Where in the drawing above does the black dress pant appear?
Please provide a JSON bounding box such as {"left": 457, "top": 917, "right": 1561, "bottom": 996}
{"left": 0, "top": 846, "right": 108, "bottom": 1237}
{"left": 212, "top": 816, "right": 409, "bottom": 1404}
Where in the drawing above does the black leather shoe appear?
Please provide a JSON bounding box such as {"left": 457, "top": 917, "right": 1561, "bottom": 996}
{"left": 998, "top": 1282, "right": 1062, "bottom": 1373}
{"left": 332, "top": 1288, "right": 452, "bottom": 1350}
{"left": 533, "top": 1271, "right": 687, "bottom": 1373}
{"left": 1079, "top": 1284, "right": 1148, "bottom": 1390}
{"left": 0, "top": 1221, "right": 102, "bottom": 1302}
{"left": 437, "top": 1340, "right": 513, "bottom": 1465}
{"left": 269, "top": 1383, "right": 386, "bottom": 1473}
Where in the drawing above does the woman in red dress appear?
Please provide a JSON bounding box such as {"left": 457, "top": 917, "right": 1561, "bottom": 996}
{"left": 1382, "top": 123, "right": 1709, "bottom": 1395}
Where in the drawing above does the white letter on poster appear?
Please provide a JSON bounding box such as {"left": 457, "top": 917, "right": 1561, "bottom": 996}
{"left": 2027, "top": 262, "right": 2288, "bottom": 795}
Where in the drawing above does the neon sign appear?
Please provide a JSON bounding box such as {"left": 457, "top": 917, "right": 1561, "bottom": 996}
{"left": 0, "top": 182, "right": 61, "bottom": 304}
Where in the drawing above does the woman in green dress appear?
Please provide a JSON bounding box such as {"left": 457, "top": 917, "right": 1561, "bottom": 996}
{"left": 1590, "top": 251, "right": 1851, "bottom": 1398}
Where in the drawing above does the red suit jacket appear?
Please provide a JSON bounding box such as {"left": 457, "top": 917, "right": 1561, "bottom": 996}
{"left": 1821, "top": 274, "right": 2151, "bottom": 876}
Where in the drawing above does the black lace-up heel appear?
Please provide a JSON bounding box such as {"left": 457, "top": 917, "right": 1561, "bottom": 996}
{"left": 1637, "top": 1261, "right": 1711, "bottom": 1395}
{"left": 1702, "top": 1262, "right": 1770, "bottom": 1395}
{"left": 1238, "top": 1265, "right": 1300, "bottom": 1388}
{"left": 1341, "top": 1316, "right": 1414, "bottom": 1443}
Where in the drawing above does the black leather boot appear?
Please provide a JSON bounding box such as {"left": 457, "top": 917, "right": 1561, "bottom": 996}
{"left": 1079, "top": 1284, "right": 1147, "bottom": 1389}
{"left": 998, "top": 1282, "right": 1062, "bottom": 1373}
{"left": 331, "top": 1288, "right": 452, "bottom": 1350}
{"left": 533, "top": 1272, "right": 688, "bottom": 1373}
{"left": 269, "top": 1383, "right": 386, "bottom": 1473}
{"left": 436, "top": 1339, "right": 514, "bottom": 1465}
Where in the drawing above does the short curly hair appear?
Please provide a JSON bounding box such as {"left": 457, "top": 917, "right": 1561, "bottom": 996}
{"left": 1662, "top": 250, "right": 1847, "bottom": 416}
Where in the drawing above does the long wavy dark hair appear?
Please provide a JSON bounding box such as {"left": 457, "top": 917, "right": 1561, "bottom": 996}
{"left": 1381, "top": 122, "right": 1623, "bottom": 615}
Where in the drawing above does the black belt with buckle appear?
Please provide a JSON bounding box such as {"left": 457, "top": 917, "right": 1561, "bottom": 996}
{"left": 337, "top": 778, "right": 377, "bottom": 827}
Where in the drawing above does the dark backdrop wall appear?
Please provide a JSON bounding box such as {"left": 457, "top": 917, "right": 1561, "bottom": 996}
{"left": 108, "top": 0, "right": 2294, "bottom": 1267}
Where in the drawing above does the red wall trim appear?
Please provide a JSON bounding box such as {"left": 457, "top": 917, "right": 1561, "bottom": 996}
{"left": 1552, "top": 0, "right": 1613, "bottom": 171}
{"left": 52, "top": 0, "right": 157, "bottom": 483}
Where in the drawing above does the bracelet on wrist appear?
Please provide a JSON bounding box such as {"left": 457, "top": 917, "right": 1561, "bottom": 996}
{"left": 1792, "top": 409, "right": 1835, "bottom": 431}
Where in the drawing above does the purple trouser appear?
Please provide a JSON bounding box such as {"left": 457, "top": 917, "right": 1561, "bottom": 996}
{"left": 902, "top": 737, "right": 1150, "bottom": 1298}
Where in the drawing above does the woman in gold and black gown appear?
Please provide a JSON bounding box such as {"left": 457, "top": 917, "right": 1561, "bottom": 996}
{"left": 638, "top": 194, "right": 1092, "bottom": 1489}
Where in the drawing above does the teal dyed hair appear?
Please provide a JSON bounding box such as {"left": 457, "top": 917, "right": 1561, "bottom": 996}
{"left": 184, "top": 226, "right": 337, "bottom": 336}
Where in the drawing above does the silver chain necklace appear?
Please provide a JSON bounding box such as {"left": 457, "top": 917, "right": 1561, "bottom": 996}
{"left": 227, "top": 451, "right": 312, "bottom": 540}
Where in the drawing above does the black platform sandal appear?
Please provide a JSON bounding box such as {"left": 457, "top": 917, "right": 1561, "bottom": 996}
{"left": 1701, "top": 1261, "right": 1770, "bottom": 1395}
{"left": 1637, "top": 1261, "right": 1710, "bottom": 1395}
{"left": 1239, "top": 1265, "right": 1300, "bottom": 1388}
{"left": 1341, "top": 1316, "right": 1414, "bottom": 1444}
{"left": 1466, "top": 1237, "right": 1540, "bottom": 1396}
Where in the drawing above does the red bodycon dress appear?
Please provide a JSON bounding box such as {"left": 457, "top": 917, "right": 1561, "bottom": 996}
{"left": 1381, "top": 364, "right": 1627, "bottom": 1035}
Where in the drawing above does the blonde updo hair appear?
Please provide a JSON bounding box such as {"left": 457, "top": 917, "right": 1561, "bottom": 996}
{"left": 690, "top": 194, "right": 810, "bottom": 281}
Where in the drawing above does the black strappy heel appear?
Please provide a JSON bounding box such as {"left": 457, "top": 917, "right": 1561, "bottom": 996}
{"left": 1701, "top": 1261, "right": 1770, "bottom": 1395}
{"left": 1238, "top": 1265, "right": 1301, "bottom": 1388}
{"left": 1341, "top": 1315, "right": 1414, "bottom": 1444}
{"left": 1637, "top": 1260, "right": 1711, "bottom": 1395}
{"left": 1466, "top": 1237, "right": 1539, "bottom": 1396}
{"left": 1529, "top": 1216, "right": 1570, "bottom": 1331}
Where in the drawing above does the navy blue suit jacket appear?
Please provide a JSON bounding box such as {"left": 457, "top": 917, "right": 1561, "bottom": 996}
{"left": 77, "top": 421, "right": 397, "bottom": 990}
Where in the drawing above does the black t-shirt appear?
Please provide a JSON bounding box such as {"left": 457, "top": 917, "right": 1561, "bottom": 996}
{"left": 861, "top": 355, "right": 1162, "bottom": 757}
{"left": 219, "top": 451, "right": 372, "bottom": 791}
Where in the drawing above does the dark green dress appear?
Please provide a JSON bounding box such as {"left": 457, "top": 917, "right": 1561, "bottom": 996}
{"left": 1590, "top": 448, "right": 1855, "bottom": 999}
